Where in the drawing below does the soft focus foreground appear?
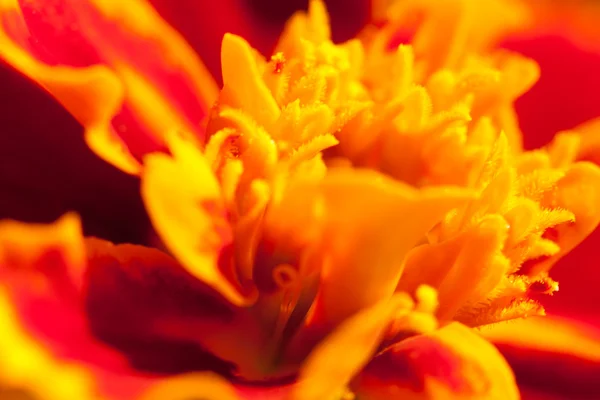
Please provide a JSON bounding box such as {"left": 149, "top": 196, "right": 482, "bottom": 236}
{"left": 0, "top": 0, "right": 599, "bottom": 399}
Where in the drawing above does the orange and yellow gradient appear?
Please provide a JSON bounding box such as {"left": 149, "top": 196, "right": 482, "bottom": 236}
{"left": 0, "top": 0, "right": 599, "bottom": 399}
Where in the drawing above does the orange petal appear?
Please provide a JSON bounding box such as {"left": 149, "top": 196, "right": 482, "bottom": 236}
{"left": 399, "top": 214, "right": 510, "bottom": 321}
{"left": 539, "top": 227, "right": 600, "bottom": 324}
{"left": 140, "top": 373, "right": 240, "bottom": 400}
{"left": 529, "top": 162, "right": 600, "bottom": 275}
{"left": 0, "top": 288, "right": 106, "bottom": 400}
{"left": 383, "top": 0, "right": 530, "bottom": 74}
{"left": 141, "top": 133, "right": 255, "bottom": 306}
{"left": 270, "top": 169, "right": 472, "bottom": 333}
{"left": 140, "top": 372, "right": 295, "bottom": 400}
{"left": 353, "top": 322, "right": 519, "bottom": 400}
{"left": 308, "top": 178, "right": 469, "bottom": 327}
{"left": 524, "top": 0, "right": 600, "bottom": 52}
{"left": 0, "top": 214, "right": 156, "bottom": 399}
{"left": 220, "top": 33, "right": 280, "bottom": 129}
{"left": 0, "top": 0, "right": 217, "bottom": 172}
{"left": 482, "top": 316, "right": 600, "bottom": 398}
{"left": 574, "top": 117, "right": 600, "bottom": 165}
{"left": 290, "top": 294, "right": 405, "bottom": 400}
{"left": 150, "top": 0, "right": 271, "bottom": 82}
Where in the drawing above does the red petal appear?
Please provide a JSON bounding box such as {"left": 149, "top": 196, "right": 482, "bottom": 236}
{"left": 152, "top": 0, "right": 370, "bottom": 83}
{"left": 83, "top": 237, "right": 237, "bottom": 375}
{"left": 501, "top": 29, "right": 600, "bottom": 326}
{"left": 503, "top": 34, "right": 600, "bottom": 150}
{"left": 0, "top": 214, "right": 155, "bottom": 399}
{"left": 84, "top": 235, "right": 274, "bottom": 380}
{"left": 17, "top": 0, "right": 216, "bottom": 127}
{"left": 246, "top": 0, "right": 369, "bottom": 51}
{"left": 533, "top": 210, "right": 600, "bottom": 327}
{"left": 266, "top": 169, "right": 472, "bottom": 360}
{"left": 149, "top": 0, "right": 266, "bottom": 83}
{"left": 0, "top": 0, "right": 217, "bottom": 173}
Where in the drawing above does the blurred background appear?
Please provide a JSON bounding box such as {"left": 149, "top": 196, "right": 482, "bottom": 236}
{"left": 0, "top": 0, "right": 598, "bottom": 322}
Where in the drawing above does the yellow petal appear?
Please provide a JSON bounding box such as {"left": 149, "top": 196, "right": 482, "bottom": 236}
{"left": 276, "top": 0, "right": 332, "bottom": 55}
{"left": 399, "top": 215, "right": 510, "bottom": 321}
{"left": 0, "top": 289, "right": 99, "bottom": 400}
{"left": 141, "top": 133, "right": 255, "bottom": 306}
{"left": 0, "top": 216, "right": 91, "bottom": 400}
{"left": 220, "top": 33, "right": 280, "bottom": 130}
{"left": 481, "top": 316, "right": 600, "bottom": 362}
{"left": 289, "top": 294, "right": 406, "bottom": 400}
{"left": 0, "top": 215, "right": 155, "bottom": 399}
{"left": 0, "top": 212, "right": 85, "bottom": 275}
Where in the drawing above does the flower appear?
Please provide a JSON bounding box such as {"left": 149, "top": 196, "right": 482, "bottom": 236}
{"left": 0, "top": 0, "right": 599, "bottom": 399}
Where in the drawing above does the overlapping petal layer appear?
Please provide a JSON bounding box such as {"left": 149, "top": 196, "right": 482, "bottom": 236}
{"left": 137, "top": 126, "right": 472, "bottom": 379}
{"left": 265, "top": 169, "right": 472, "bottom": 354}
{"left": 0, "top": 214, "right": 156, "bottom": 399}
{"left": 206, "top": 0, "right": 600, "bottom": 331}
{"left": 0, "top": 0, "right": 599, "bottom": 399}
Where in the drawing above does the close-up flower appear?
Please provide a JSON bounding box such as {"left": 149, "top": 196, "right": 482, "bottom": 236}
{"left": 0, "top": 0, "right": 599, "bottom": 399}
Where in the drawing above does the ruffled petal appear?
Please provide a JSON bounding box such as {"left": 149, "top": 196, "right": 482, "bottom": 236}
{"left": 0, "top": 0, "right": 217, "bottom": 173}
{"left": 482, "top": 316, "right": 600, "bottom": 398}
{"left": 353, "top": 322, "right": 519, "bottom": 400}
{"left": 0, "top": 214, "right": 155, "bottom": 399}
{"left": 527, "top": 162, "right": 600, "bottom": 275}
{"left": 539, "top": 227, "right": 600, "bottom": 324}
{"left": 399, "top": 215, "right": 510, "bottom": 321}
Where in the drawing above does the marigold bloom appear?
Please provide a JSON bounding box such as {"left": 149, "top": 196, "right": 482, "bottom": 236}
{"left": 0, "top": 0, "right": 599, "bottom": 399}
